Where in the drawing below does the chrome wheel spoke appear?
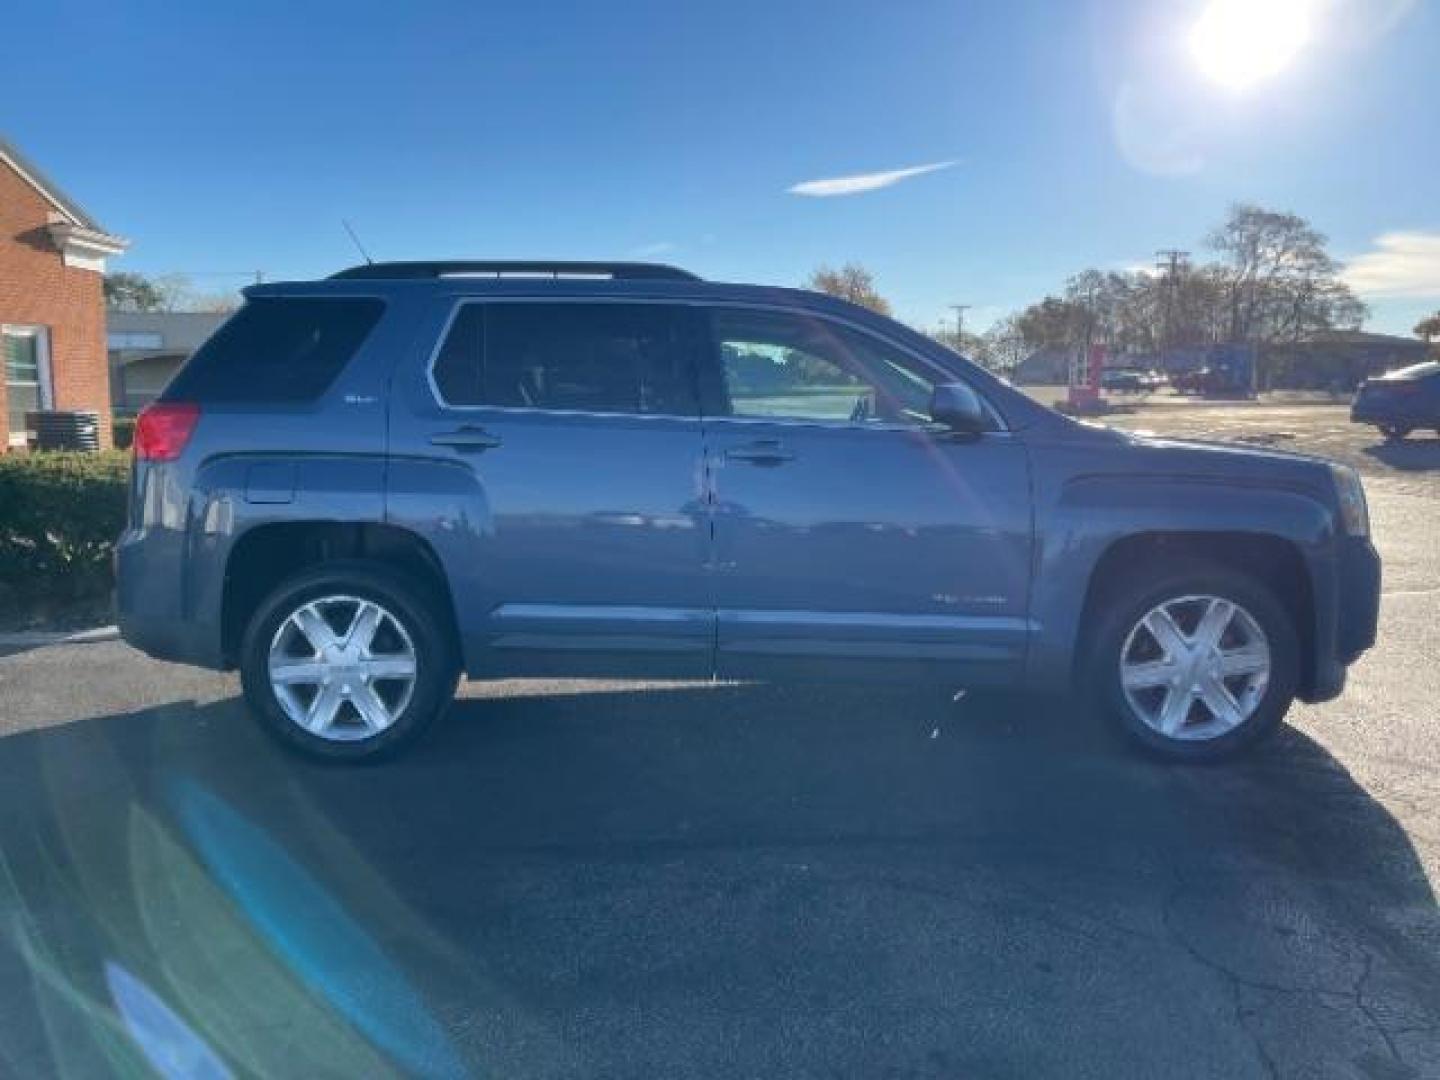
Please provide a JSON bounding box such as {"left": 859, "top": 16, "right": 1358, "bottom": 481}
{"left": 293, "top": 605, "right": 339, "bottom": 653}
{"left": 346, "top": 601, "right": 384, "bottom": 651}
{"left": 1198, "top": 677, "right": 1245, "bottom": 730}
{"left": 305, "top": 682, "right": 346, "bottom": 734}
{"left": 360, "top": 655, "right": 417, "bottom": 680}
{"left": 1193, "top": 598, "right": 1236, "bottom": 650}
{"left": 1142, "top": 608, "right": 1188, "bottom": 658}
{"left": 350, "top": 685, "right": 392, "bottom": 732}
{"left": 1216, "top": 646, "right": 1268, "bottom": 677}
{"left": 1156, "top": 686, "right": 1193, "bottom": 735}
{"left": 269, "top": 659, "right": 329, "bottom": 685}
{"left": 1122, "top": 659, "right": 1179, "bottom": 690}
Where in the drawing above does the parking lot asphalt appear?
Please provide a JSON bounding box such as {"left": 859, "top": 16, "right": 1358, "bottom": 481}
{"left": 0, "top": 404, "right": 1437, "bottom": 1078}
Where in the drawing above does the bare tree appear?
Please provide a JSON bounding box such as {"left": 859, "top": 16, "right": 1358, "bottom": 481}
{"left": 981, "top": 314, "right": 1029, "bottom": 373}
{"left": 928, "top": 323, "right": 990, "bottom": 366}
{"left": 1206, "top": 204, "right": 1365, "bottom": 346}
{"left": 104, "top": 272, "right": 166, "bottom": 312}
{"left": 1012, "top": 295, "right": 1092, "bottom": 350}
{"left": 1414, "top": 312, "right": 1440, "bottom": 343}
{"left": 805, "top": 263, "right": 893, "bottom": 316}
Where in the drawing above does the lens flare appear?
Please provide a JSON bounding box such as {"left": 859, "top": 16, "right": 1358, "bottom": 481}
{"left": 1190, "top": 0, "right": 1313, "bottom": 91}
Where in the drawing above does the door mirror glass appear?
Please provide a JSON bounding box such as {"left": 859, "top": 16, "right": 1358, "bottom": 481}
{"left": 929, "top": 382, "right": 988, "bottom": 433}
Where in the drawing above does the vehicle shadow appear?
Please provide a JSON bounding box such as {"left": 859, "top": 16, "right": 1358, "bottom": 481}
{"left": 0, "top": 684, "right": 1436, "bottom": 1077}
{"left": 1363, "top": 435, "right": 1440, "bottom": 471}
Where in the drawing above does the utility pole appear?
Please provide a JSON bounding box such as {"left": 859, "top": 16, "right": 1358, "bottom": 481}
{"left": 949, "top": 304, "right": 971, "bottom": 341}
{"left": 1155, "top": 249, "right": 1189, "bottom": 354}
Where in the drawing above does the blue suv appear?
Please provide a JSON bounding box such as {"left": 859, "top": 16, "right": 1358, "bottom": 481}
{"left": 116, "top": 261, "right": 1381, "bottom": 762}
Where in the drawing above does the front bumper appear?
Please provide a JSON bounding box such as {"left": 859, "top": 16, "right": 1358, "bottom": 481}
{"left": 1336, "top": 536, "right": 1381, "bottom": 663}
{"left": 1303, "top": 536, "right": 1381, "bottom": 703}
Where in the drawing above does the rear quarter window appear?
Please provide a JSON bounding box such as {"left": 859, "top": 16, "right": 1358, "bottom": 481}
{"left": 162, "top": 297, "right": 384, "bottom": 403}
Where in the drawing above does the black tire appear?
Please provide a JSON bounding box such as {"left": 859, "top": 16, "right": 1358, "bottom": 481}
{"left": 239, "top": 560, "right": 460, "bottom": 762}
{"left": 1379, "top": 424, "right": 1411, "bottom": 441}
{"left": 1086, "top": 561, "right": 1300, "bottom": 763}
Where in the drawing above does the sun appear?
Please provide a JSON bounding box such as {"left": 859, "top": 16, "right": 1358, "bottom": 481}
{"left": 1189, "top": 0, "right": 1313, "bottom": 91}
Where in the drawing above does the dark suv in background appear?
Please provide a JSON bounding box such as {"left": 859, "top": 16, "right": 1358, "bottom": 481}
{"left": 117, "top": 261, "right": 1381, "bottom": 763}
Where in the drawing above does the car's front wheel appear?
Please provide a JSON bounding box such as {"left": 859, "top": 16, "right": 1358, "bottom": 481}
{"left": 1088, "top": 562, "right": 1299, "bottom": 762}
{"left": 240, "top": 561, "right": 459, "bottom": 762}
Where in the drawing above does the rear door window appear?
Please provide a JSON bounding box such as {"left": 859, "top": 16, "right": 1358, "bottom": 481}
{"left": 430, "top": 302, "right": 700, "bottom": 416}
{"left": 163, "top": 296, "right": 384, "bottom": 403}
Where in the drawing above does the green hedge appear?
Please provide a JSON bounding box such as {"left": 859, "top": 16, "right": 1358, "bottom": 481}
{"left": 0, "top": 451, "right": 131, "bottom": 609}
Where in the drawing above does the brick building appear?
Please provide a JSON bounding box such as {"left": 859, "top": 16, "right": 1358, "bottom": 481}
{"left": 1, "top": 137, "right": 127, "bottom": 449}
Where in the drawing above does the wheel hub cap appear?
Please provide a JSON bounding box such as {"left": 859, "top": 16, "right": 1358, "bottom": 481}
{"left": 267, "top": 595, "right": 418, "bottom": 742}
{"left": 1119, "top": 594, "right": 1271, "bottom": 742}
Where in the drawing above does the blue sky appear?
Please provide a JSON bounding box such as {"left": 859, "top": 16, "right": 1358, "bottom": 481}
{"left": 6, "top": 0, "right": 1437, "bottom": 334}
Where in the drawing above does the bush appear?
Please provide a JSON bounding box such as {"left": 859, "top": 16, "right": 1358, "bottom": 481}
{"left": 0, "top": 451, "right": 131, "bottom": 610}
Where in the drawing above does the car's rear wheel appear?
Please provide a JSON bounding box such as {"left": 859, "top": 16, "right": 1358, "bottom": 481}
{"left": 1379, "top": 424, "right": 1412, "bottom": 440}
{"left": 1087, "top": 562, "right": 1299, "bottom": 762}
{"left": 240, "top": 561, "right": 459, "bottom": 762}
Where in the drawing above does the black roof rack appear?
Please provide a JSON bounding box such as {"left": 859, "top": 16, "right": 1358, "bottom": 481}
{"left": 330, "top": 260, "right": 701, "bottom": 282}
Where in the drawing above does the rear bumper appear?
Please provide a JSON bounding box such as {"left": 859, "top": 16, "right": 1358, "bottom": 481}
{"left": 116, "top": 611, "right": 222, "bottom": 668}
{"left": 114, "top": 527, "right": 226, "bottom": 670}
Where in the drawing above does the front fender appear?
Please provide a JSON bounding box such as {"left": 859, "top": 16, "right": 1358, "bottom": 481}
{"left": 1025, "top": 474, "right": 1338, "bottom": 691}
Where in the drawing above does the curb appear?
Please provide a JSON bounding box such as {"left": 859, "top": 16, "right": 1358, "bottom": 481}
{"left": 0, "top": 625, "right": 120, "bottom": 648}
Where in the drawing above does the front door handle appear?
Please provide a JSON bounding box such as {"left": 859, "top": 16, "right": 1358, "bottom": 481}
{"left": 430, "top": 426, "right": 502, "bottom": 452}
{"left": 724, "top": 439, "right": 795, "bottom": 465}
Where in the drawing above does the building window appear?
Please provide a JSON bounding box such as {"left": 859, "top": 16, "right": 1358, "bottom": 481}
{"left": 107, "top": 330, "right": 164, "bottom": 350}
{"left": 4, "top": 325, "right": 53, "bottom": 445}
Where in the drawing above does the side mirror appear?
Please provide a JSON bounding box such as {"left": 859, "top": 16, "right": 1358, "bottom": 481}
{"left": 929, "top": 382, "right": 988, "bottom": 435}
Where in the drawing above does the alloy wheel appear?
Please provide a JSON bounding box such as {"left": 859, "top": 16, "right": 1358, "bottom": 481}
{"left": 1119, "top": 594, "right": 1271, "bottom": 742}
{"left": 267, "top": 595, "right": 418, "bottom": 741}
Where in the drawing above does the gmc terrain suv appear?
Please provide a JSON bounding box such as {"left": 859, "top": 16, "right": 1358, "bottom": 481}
{"left": 116, "top": 261, "right": 1381, "bottom": 762}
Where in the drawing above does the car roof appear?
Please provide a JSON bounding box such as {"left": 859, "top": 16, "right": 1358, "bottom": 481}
{"left": 244, "top": 265, "right": 896, "bottom": 323}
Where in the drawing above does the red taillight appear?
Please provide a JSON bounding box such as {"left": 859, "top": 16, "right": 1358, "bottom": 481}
{"left": 133, "top": 402, "right": 200, "bottom": 461}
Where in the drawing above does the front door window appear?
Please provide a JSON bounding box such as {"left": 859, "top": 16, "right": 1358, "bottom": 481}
{"left": 711, "top": 308, "right": 936, "bottom": 426}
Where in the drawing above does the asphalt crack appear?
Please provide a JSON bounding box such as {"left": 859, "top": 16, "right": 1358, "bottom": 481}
{"left": 1354, "top": 951, "right": 1405, "bottom": 1064}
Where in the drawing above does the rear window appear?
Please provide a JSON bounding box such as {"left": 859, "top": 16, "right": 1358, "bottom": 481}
{"left": 162, "top": 297, "right": 384, "bottom": 403}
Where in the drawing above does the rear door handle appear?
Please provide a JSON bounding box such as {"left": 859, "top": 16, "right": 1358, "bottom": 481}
{"left": 430, "top": 426, "right": 502, "bottom": 452}
{"left": 724, "top": 440, "right": 795, "bottom": 465}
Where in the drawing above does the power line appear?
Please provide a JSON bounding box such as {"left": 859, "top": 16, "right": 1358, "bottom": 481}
{"left": 949, "top": 303, "right": 972, "bottom": 338}
{"left": 147, "top": 270, "right": 265, "bottom": 278}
